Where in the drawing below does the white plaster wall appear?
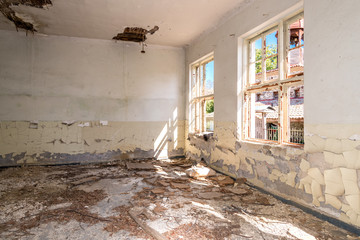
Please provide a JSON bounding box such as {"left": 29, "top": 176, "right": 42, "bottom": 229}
{"left": 304, "top": 0, "right": 360, "bottom": 124}
{"left": 0, "top": 30, "right": 185, "bottom": 122}
{"left": 185, "top": 0, "right": 301, "bottom": 123}
{"left": 185, "top": 0, "right": 360, "bottom": 229}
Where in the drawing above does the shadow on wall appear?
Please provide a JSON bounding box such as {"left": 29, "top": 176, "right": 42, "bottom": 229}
{"left": 154, "top": 108, "right": 180, "bottom": 159}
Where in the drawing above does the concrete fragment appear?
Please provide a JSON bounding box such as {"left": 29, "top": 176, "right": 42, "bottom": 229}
{"left": 285, "top": 172, "right": 297, "bottom": 187}
{"left": 308, "top": 168, "right": 325, "bottom": 185}
{"left": 300, "top": 159, "right": 310, "bottom": 172}
{"left": 343, "top": 150, "right": 360, "bottom": 169}
{"left": 214, "top": 175, "right": 235, "bottom": 186}
{"left": 345, "top": 194, "right": 360, "bottom": 214}
{"left": 126, "top": 162, "right": 156, "bottom": 170}
{"left": 324, "top": 151, "right": 346, "bottom": 167}
{"left": 198, "top": 192, "right": 223, "bottom": 199}
{"left": 226, "top": 187, "right": 251, "bottom": 195}
{"left": 169, "top": 182, "right": 190, "bottom": 189}
{"left": 324, "top": 168, "right": 344, "bottom": 196}
{"left": 346, "top": 209, "right": 358, "bottom": 225}
{"left": 325, "top": 194, "right": 342, "bottom": 209}
{"left": 71, "top": 176, "right": 100, "bottom": 186}
{"left": 151, "top": 188, "right": 166, "bottom": 194}
{"left": 185, "top": 166, "right": 216, "bottom": 178}
{"left": 340, "top": 168, "right": 359, "bottom": 195}
{"left": 311, "top": 180, "right": 322, "bottom": 206}
{"left": 325, "top": 138, "right": 343, "bottom": 154}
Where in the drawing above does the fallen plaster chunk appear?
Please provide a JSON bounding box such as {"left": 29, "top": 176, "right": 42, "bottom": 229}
{"left": 48, "top": 202, "right": 72, "bottom": 211}
{"left": 185, "top": 166, "right": 216, "bottom": 178}
{"left": 198, "top": 192, "right": 224, "bottom": 199}
{"left": 100, "top": 120, "right": 108, "bottom": 126}
{"left": 226, "top": 187, "right": 251, "bottom": 195}
{"left": 169, "top": 182, "right": 190, "bottom": 189}
{"left": 126, "top": 162, "right": 156, "bottom": 170}
{"left": 129, "top": 207, "right": 167, "bottom": 240}
{"left": 349, "top": 134, "right": 360, "bottom": 141}
{"left": 78, "top": 122, "right": 90, "bottom": 127}
{"left": 62, "top": 120, "right": 76, "bottom": 126}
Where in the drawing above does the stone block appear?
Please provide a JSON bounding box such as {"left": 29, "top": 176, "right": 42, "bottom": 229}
{"left": 304, "top": 183, "right": 312, "bottom": 194}
{"left": 342, "top": 204, "right": 350, "bottom": 213}
{"left": 342, "top": 139, "right": 359, "bottom": 152}
{"left": 325, "top": 138, "right": 342, "bottom": 154}
{"left": 346, "top": 209, "right": 358, "bottom": 225}
{"left": 311, "top": 180, "right": 322, "bottom": 206}
{"left": 308, "top": 168, "right": 325, "bottom": 185}
{"left": 324, "top": 168, "right": 344, "bottom": 196}
{"left": 325, "top": 194, "right": 342, "bottom": 209}
{"left": 345, "top": 194, "right": 360, "bottom": 215}
{"left": 300, "top": 159, "right": 310, "bottom": 172}
{"left": 343, "top": 150, "right": 360, "bottom": 169}
{"left": 304, "top": 135, "right": 326, "bottom": 153}
{"left": 324, "top": 151, "right": 346, "bottom": 167}
{"left": 286, "top": 172, "right": 297, "bottom": 187}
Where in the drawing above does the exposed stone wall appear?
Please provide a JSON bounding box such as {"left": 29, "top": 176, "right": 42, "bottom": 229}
{"left": 186, "top": 121, "right": 360, "bottom": 228}
{"left": 0, "top": 120, "right": 185, "bottom": 166}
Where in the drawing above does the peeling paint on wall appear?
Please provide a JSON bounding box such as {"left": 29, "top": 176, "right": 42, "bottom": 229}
{"left": 185, "top": 121, "right": 360, "bottom": 228}
{"left": 0, "top": 120, "right": 185, "bottom": 166}
{"left": 0, "top": 0, "right": 52, "bottom": 32}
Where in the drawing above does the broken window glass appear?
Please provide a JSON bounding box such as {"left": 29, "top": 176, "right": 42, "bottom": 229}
{"left": 288, "top": 18, "right": 304, "bottom": 77}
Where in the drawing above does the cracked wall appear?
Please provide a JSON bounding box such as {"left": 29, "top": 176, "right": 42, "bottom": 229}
{"left": 0, "top": 30, "right": 185, "bottom": 166}
{"left": 185, "top": 0, "right": 360, "bottom": 229}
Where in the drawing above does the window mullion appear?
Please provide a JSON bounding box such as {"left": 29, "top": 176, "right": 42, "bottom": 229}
{"left": 262, "top": 34, "right": 266, "bottom": 83}
{"left": 279, "top": 21, "right": 285, "bottom": 80}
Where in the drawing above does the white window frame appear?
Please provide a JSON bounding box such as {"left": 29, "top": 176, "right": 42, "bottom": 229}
{"left": 189, "top": 54, "right": 214, "bottom": 133}
{"left": 242, "top": 12, "right": 304, "bottom": 146}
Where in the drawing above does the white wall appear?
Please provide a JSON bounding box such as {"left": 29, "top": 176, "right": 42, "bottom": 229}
{"left": 305, "top": 0, "right": 360, "bottom": 124}
{"left": 0, "top": 30, "right": 186, "bottom": 165}
{"left": 0, "top": 30, "right": 185, "bottom": 121}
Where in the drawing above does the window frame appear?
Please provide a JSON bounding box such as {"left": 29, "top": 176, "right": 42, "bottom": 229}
{"left": 189, "top": 55, "right": 214, "bottom": 134}
{"left": 242, "top": 12, "right": 304, "bottom": 147}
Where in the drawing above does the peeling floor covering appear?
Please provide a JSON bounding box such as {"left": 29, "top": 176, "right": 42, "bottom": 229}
{"left": 0, "top": 159, "right": 358, "bottom": 240}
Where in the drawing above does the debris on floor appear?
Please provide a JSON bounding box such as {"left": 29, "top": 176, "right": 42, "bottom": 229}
{"left": 0, "top": 158, "right": 357, "bottom": 240}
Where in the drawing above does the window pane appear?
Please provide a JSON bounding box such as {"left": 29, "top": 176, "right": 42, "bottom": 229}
{"left": 288, "top": 85, "right": 304, "bottom": 144}
{"left": 288, "top": 17, "right": 304, "bottom": 78}
{"left": 266, "top": 31, "right": 278, "bottom": 57}
{"left": 250, "top": 90, "right": 279, "bottom": 141}
{"left": 266, "top": 56, "right": 278, "bottom": 81}
{"left": 191, "top": 67, "right": 197, "bottom": 99}
{"left": 288, "top": 47, "right": 304, "bottom": 76}
{"left": 205, "top": 99, "right": 214, "bottom": 132}
{"left": 204, "top": 60, "right": 214, "bottom": 95}
{"left": 289, "top": 18, "right": 304, "bottom": 49}
{"left": 250, "top": 38, "right": 262, "bottom": 84}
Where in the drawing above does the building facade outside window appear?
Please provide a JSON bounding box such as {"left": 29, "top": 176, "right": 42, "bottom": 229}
{"left": 243, "top": 12, "right": 304, "bottom": 145}
{"left": 189, "top": 55, "right": 214, "bottom": 133}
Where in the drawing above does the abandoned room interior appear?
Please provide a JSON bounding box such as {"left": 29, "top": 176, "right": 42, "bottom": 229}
{"left": 0, "top": 0, "right": 360, "bottom": 239}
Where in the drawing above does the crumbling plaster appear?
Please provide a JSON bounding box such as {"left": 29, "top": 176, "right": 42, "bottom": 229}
{"left": 0, "top": 30, "right": 186, "bottom": 166}
{"left": 185, "top": 0, "right": 360, "bottom": 229}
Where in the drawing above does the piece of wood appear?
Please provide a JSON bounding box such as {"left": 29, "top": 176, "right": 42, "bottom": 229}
{"left": 129, "top": 207, "right": 167, "bottom": 240}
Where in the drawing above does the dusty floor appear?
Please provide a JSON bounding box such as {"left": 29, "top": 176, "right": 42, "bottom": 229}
{"left": 0, "top": 158, "right": 358, "bottom": 240}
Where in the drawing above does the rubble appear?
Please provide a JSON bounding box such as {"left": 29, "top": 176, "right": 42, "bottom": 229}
{"left": 0, "top": 158, "right": 357, "bottom": 239}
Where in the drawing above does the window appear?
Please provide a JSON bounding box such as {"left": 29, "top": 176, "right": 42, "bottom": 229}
{"left": 244, "top": 12, "right": 304, "bottom": 145}
{"left": 189, "top": 55, "right": 214, "bottom": 133}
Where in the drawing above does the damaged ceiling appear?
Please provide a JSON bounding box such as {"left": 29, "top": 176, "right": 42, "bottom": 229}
{"left": 0, "top": 0, "right": 255, "bottom": 47}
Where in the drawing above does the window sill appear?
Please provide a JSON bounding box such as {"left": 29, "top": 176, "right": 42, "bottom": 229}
{"left": 240, "top": 139, "right": 304, "bottom": 149}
